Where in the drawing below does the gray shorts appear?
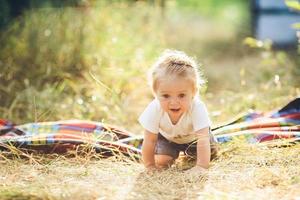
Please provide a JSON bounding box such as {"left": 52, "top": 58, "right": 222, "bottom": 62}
{"left": 155, "top": 132, "right": 218, "bottom": 160}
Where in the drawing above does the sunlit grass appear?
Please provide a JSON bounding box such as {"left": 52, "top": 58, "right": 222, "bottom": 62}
{"left": 0, "top": 1, "right": 298, "bottom": 128}
{"left": 0, "top": 1, "right": 300, "bottom": 199}
{"left": 0, "top": 3, "right": 166, "bottom": 132}
{"left": 0, "top": 141, "right": 299, "bottom": 199}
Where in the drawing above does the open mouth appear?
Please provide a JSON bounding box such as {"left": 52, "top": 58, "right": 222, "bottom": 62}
{"left": 170, "top": 108, "right": 181, "bottom": 112}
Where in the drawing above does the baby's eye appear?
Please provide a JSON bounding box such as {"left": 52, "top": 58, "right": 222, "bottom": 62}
{"left": 162, "top": 94, "right": 170, "bottom": 99}
{"left": 178, "top": 93, "right": 186, "bottom": 98}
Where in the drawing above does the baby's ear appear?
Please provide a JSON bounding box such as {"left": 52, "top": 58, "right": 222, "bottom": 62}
{"left": 192, "top": 87, "right": 198, "bottom": 97}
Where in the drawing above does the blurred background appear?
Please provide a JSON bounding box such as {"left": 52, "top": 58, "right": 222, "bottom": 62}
{"left": 0, "top": 0, "right": 299, "bottom": 133}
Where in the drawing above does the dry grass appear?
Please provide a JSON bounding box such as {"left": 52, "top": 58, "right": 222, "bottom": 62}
{"left": 0, "top": 141, "right": 299, "bottom": 200}
{"left": 1, "top": 1, "right": 300, "bottom": 199}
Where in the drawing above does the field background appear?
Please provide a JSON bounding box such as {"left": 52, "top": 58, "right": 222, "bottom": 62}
{"left": 0, "top": 0, "right": 300, "bottom": 199}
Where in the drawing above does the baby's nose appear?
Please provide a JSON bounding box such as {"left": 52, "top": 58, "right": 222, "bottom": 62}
{"left": 170, "top": 97, "right": 179, "bottom": 104}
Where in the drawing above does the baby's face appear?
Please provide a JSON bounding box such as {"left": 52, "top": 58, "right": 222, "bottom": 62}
{"left": 156, "top": 77, "right": 195, "bottom": 124}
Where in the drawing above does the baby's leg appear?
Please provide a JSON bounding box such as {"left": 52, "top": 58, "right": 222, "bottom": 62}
{"left": 154, "top": 133, "right": 179, "bottom": 169}
{"left": 155, "top": 155, "right": 174, "bottom": 169}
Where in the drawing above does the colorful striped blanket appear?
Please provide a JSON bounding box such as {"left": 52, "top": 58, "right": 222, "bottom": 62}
{"left": 1, "top": 98, "right": 299, "bottom": 158}
{"left": 212, "top": 97, "right": 300, "bottom": 143}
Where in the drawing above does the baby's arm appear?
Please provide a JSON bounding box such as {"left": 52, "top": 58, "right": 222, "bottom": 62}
{"left": 195, "top": 127, "right": 210, "bottom": 169}
{"left": 142, "top": 130, "right": 158, "bottom": 169}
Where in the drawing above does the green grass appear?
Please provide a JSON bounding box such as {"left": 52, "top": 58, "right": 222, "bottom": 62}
{"left": 0, "top": 1, "right": 299, "bottom": 127}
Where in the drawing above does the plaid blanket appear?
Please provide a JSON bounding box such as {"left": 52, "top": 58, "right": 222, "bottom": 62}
{"left": 0, "top": 119, "right": 143, "bottom": 158}
{"left": 212, "top": 97, "right": 300, "bottom": 143}
{"left": 1, "top": 98, "right": 299, "bottom": 157}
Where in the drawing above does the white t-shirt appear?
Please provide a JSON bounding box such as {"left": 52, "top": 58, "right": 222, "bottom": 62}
{"left": 138, "top": 96, "right": 211, "bottom": 144}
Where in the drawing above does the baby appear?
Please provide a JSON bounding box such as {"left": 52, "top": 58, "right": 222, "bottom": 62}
{"left": 138, "top": 50, "right": 217, "bottom": 173}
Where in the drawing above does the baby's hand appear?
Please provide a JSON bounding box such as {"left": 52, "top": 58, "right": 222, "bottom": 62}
{"left": 185, "top": 165, "right": 208, "bottom": 177}
{"left": 144, "top": 165, "right": 161, "bottom": 174}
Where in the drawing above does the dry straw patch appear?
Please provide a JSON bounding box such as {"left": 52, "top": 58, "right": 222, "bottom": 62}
{"left": 0, "top": 141, "right": 300, "bottom": 200}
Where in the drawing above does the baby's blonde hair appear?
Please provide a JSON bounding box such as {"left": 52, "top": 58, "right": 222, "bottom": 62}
{"left": 149, "top": 49, "right": 204, "bottom": 95}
